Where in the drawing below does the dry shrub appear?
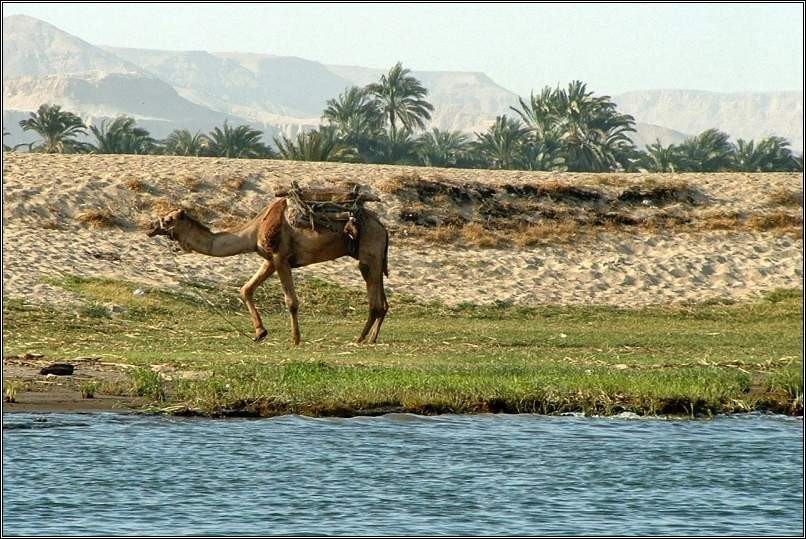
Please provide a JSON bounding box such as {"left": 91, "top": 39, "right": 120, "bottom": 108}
{"left": 700, "top": 211, "right": 744, "bottom": 230}
{"left": 224, "top": 176, "right": 247, "bottom": 191}
{"left": 78, "top": 209, "right": 119, "bottom": 229}
{"left": 515, "top": 221, "right": 579, "bottom": 247}
{"left": 767, "top": 188, "right": 803, "bottom": 208}
{"left": 180, "top": 176, "right": 204, "bottom": 191}
{"left": 637, "top": 209, "right": 692, "bottom": 231}
{"left": 410, "top": 224, "right": 460, "bottom": 244}
{"left": 618, "top": 180, "right": 696, "bottom": 205}
{"left": 153, "top": 198, "right": 177, "bottom": 216}
{"left": 377, "top": 173, "right": 420, "bottom": 194}
{"left": 503, "top": 182, "right": 604, "bottom": 203}
{"left": 747, "top": 212, "right": 803, "bottom": 232}
{"left": 595, "top": 211, "right": 643, "bottom": 227}
{"left": 124, "top": 178, "right": 148, "bottom": 192}
{"left": 461, "top": 223, "right": 505, "bottom": 248}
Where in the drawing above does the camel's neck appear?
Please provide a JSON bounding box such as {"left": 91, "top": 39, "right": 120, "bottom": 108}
{"left": 175, "top": 218, "right": 258, "bottom": 257}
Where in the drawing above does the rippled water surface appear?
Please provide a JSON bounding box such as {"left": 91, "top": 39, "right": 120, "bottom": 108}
{"left": 3, "top": 413, "right": 803, "bottom": 535}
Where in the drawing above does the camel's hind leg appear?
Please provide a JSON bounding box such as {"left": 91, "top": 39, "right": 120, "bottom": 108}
{"left": 275, "top": 261, "right": 301, "bottom": 346}
{"left": 357, "top": 259, "right": 388, "bottom": 344}
{"left": 240, "top": 260, "right": 275, "bottom": 342}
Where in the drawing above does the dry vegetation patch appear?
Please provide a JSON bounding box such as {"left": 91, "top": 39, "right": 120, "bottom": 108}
{"left": 223, "top": 175, "right": 248, "bottom": 191}
{"left": 385, "top": 173, "right": 801, "bottom": 245}
{"left": 767, "top": 188, "right": 803, "bottom": 207}
{"left": 747, "top": 212, "right": 803, "bottom": 233}
{"left": 617, "top": 180, "right": 700, "bottom": 206}
{"left": 179, "top": 176, "right": 205, "bottom": 192}
{"left": 123, "top": 177, "right": 149, "bottom": 193}
{"left": 77, "top": 209, "right": 120, "bottom": 229}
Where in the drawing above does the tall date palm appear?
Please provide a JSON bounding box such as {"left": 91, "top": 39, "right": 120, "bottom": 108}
{"left": 415, "top": 128, "right": 469, "bottom": 167}
{"left": 473, "top": 116, "right": 530, "bottom": 170}
{"left": 163, "top": 129, "right": 210, "bottom": 156}
{"left": 89, "top": 116, "right": 154, "bottom": 154}
{"left": 366, "top": 62, "right": 434, "bottom": 136}
{"left": 19, "top": 103, "right": 87, "bottom": 153}
{"left": 207, "top": 122, "right": 270, "bottom": 159}
{"left": 274, "top": 125, "right": 358, "bottom": 162}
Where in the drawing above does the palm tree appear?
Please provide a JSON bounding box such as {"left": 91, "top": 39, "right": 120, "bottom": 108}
{"left": 89, "top": 116, "right": 155, "bottom": 154}
{"left": 162, "top": 129, "right": 210, "bottom": 156}
{"left": 511, "top": 81, "right": 636, "bottom": 171}
{"left": 18, "top": 104, "right": 87, "bottom": 153}
{"left": 676, "top": 128, "right": 735, "bottom": 172}
{"left": 472, "top": 116, "right": 529, "bottom": 170}
{"left": 554, "top": 81, "right": 636, "bottom": 171}
{"left": 415, "top": 128, "right": 469, "bottom": 167}
{"left": 322, "top": 86, "right": 384, "bottom": 161}
{"left": 511, "top": 87, "right": 561, "bottom": 139}
{"left": 207, "top": 122, "right": 270, "bottom": 158}
{"left": 274, "top": 126, "right": 358, "bottom": 162}
{"left": 519, "top": 136, "right": 567, "bottom": 171}
{"left": 676, "top": 129, "right": 735, "bottom": 172}
{"left": 323, "top": 87, "right": 384, "bottom": 138}
{"left": 734, "top": 136, "right": 799, "bottom": 172}
{"left": 794, "top": 154, "right": 804, "bottom": 172}
{"left": 642, "top": 139, "right": 681, "bottom": 172}
{"left": 366, "top": 62, "right": 434, "bottom": 135}
{"left": 370, "top": 127, "right": 418, "bottom": 165}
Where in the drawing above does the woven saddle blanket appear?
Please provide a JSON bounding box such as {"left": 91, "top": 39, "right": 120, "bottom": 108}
{"left": 275, "top": 181, "right": 379, "bottom": 233}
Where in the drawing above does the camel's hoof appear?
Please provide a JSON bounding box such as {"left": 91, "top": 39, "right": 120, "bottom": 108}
{"left": 254, "top": 329, "right": 268, "bottom": 342}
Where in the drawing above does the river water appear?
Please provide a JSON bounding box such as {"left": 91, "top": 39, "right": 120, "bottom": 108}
{"left": 2, "top": 412, "right": 803, "bottom": 536}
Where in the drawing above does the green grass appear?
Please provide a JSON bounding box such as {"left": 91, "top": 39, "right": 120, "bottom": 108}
{"left": 3, "top": 276, "right": 802, "bottom": 417}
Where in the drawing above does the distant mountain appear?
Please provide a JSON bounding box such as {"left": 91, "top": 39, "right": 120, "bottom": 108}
{"left": 2, "top": 15, "right": 802, "bottom": 154}
{"left": 2, "top": 15, "right": 268, "bottom": 144}
{"left": 614, "top": 90, "right": 803, "bottom": 153}
{"left": 626, "top": 123, "right": 690, "bottom": 150}
{"left": 2, "top": 15, "right": 143, "bottom": 78}
{"left": 106, "top": 47, "right": 353, "bottom": 121}
{"left": 3, "top": 72, "right": 266, "bottom": 140}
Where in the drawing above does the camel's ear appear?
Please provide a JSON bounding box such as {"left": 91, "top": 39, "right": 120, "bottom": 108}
{"left": 177, "top": 209, "right": 186, "bottom": 218}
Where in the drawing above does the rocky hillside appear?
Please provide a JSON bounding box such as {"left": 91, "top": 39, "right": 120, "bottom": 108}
{"left": 614, "top": 90, "right": 804, "bottom": 152}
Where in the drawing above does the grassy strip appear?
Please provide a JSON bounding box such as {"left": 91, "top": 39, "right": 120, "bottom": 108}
{"left": 3, "top": 277, "right": 802, "bottom": 417}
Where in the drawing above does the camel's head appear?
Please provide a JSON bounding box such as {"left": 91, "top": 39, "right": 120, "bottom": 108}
{"left": 146, "top": 208, "right": 189, "bottom": 238}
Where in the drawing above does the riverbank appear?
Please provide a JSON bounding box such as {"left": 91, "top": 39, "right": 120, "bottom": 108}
{"left": 2, "top": 154, "right": 802, "bottom": 417}
{"left": 3, "top": 277, "right": 802, "bottom": 417}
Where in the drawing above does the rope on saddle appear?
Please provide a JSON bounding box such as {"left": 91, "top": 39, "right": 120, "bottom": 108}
{"left": 281, "top": 181, "right": 378, "bottom": 238}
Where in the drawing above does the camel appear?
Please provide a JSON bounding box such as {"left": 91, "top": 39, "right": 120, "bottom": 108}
{"left": 146, "top": 193, "right": 389, "bottom": 345}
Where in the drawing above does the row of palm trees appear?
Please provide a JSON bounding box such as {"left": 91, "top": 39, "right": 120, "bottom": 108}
{"left": 4, "top": 63, "right": 803, "bottom": 172}
{"left": 5, "top": 106, "right": 273, "bottom": 158}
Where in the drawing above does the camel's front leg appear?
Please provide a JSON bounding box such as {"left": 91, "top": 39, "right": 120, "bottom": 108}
{"left": 275, "top": 261, "right": 301, "bottom": 346}
{"left": 240, "top": 260, "right": 275, "bottom": 342}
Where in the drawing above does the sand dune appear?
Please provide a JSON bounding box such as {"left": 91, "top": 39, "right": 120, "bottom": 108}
{"left": 2, "top": 153, "right": 802, "bottom": 308}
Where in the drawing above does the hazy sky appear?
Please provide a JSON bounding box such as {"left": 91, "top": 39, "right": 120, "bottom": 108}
{"left": 3, "top": 2, "right": 803, "bottom": 95}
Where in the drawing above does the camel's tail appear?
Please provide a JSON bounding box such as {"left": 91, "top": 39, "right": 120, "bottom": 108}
{"left": 383, "top": 229, "right": 389, "bottom": 277}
